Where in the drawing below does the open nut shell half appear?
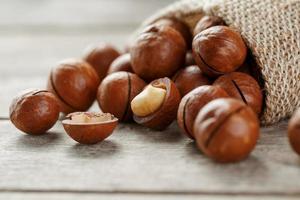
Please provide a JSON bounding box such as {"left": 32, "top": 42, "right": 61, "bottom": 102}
{"left": 133, "top": 77, "right": 181, "bottom": 130}
{"left": 62, "top": 112, "right": 118, "bottom": 144}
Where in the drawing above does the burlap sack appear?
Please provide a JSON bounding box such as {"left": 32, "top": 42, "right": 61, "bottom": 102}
{"left": 136, "top": 0, "right": 300, "bottom": 125}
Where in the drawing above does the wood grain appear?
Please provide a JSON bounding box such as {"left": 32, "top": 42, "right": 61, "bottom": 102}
{"left": 0, "top": 119, "right": 299, "bottom": 196}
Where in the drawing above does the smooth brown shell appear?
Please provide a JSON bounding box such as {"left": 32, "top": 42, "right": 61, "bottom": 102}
{"left": 9, "top": 89, "right": 60, "bottom": 135}
{"left": 194, "top": 98, "right": 260, "bottom": 163}
{"left": 84, "top": 43, "right": 120, "bottom": 81}
{"left": 288, "top": 108, "right": 300, "bottom": 155}
{"left": 47, "top": 59, "right": 100, "bottom": 114}
{"left": 173, "top": 65, "right": 211, "bottom": 97}
{"left": 62, "top": 113, "right": 118, "bottom": 145}
{"left": 177, "top": 85, "right": 229, "bottom": 139}
{"left": 192, "top": 26, "right": 247, "bottom": 77}
{"left": 213, "top": 72, "right": 263, "bottom": 115}
{"left": 134, "top": 78, "right": 181, "bottom": 130}
{"left": 152, "top": 17, "right": 192, "bottom": 48}
{"left": 130, "top": 25, "right": 187, "bottom": 81}
{"left": 107, "top": 54, "right": 133, "bottom": 74}
{"left": 193, "top": 16, "right": 225, "bottom": 36}
{"left": 97, "top": 72, "right": 146, "bottom": 122}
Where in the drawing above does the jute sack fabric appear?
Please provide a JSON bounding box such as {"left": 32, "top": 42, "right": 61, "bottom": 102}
{"left": 136, "top": 0, "right": 300, "bottom": 125}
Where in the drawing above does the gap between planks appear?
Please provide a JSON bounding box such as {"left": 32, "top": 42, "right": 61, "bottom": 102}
{"left": 0, "top": 188, "right": 300, "bottom": 197}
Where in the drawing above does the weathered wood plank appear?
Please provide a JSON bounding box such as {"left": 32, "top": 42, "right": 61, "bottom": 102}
{"left": 1, "top": 192, "right": 299, "bottom": 200}
{"left": 0, "top": 118, "right": 299, "bottom": 195}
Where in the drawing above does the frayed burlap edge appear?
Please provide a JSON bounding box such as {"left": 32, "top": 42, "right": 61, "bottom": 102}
{"left": 134, "top": 0, "right": 300, "bottom": 125}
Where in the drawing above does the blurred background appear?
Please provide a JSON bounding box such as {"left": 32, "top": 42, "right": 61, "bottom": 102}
{"left": 0, "top": 0, "right": 175, "bottom": 78}
{"left": 0, "top": 0, "right": 174, "bottom": 116}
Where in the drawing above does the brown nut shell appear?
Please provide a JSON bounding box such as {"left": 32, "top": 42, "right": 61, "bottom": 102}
{"left": 107, "top": 54, "right": 133, "bottom": 74}
{"left": 130, "top": 25, "right": 187, "bottom": 81}
{"left": 84, "top": 43, "right": 120, "bottom": 81}
{"left": 193, "top": 16, "right": 225, "bottom": 36}
{"left": 173, "top": 65, "right": 212, "bottom": 97}
{"left": 62, "top": 112, "right": 118, "bottom": 144}
{"left": 192, "top": 26, "right": 247, "bottom": 77}
{"left": 288, "top": 108, "right": 300, "bottom": 155}
{"left": 47, "top": 59, "right": 100, "bottom": 114}
{"left": 177, "top": 85, "right": 229, "bottom": 139}
{"left": 184, "top": 51, "right": 196, "bottom": 67}
{"left": 194, "top": 98, "right": 260, "bottom": 163}
{"left": 97, "top": 72, "right": 146, "bottom": 122}
{"left": 213, "top": 72, "right": 263, "bottom": 115}
{"left": 9, "top": 89, "right": 60, "bottom": 135}
{"left": 152, "top": 17, "right": 192, "bottom": 48}
{"left": 134, "top": 78, "right": 181, "bottom": 130}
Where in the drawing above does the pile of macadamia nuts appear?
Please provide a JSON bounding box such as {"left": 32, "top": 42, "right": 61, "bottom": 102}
{"left": 9, "top": 16, "right": 300, "bottom": 163}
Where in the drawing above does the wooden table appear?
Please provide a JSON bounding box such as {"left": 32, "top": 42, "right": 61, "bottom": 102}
{"left": 1, "top": 0, "right": 299, "bottom": 199}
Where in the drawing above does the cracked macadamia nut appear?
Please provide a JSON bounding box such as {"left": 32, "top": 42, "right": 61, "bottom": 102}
{"left": 132, "top": 77, "right": 181, "bottom": 130}
{"left": 153, "top": 18, "right": 192, "bottom": 48}
{"left": 84, "top": 43, "right": 120, "bottom": 81}
{"left": 47, "top": 59, "right": 100, "bottom": 114}
{"left": 177, "top": 85, "right": 229, "bottom": 139}
{"left": 107, "top": 53, "right": 133, "bottom": 74}
{"left": 9, "top": 89, "right": 60, "bottom": 135}
{"left": 173, "top": 65, "right": 211, "bottom": 97}
{"left": 192, "top": 26, "right": 247, "bottom": 77}
{"left": 63, "top": 112, "right": 118, "bottom": 144}
{"left": 97, "top": 72, "right": 146, "bottom": 122}
{"left": 288, "top": 108, "right": 300, "bottom": 155}
{"left": 193, "top": 16, "right": 225, "bottom": 36}
{"left": 130, "top": 25, "right": 187, "bottom": 81}
{"left": 213, "top": 72, "right": 263, "bottom": 115}
{"left": 194, "top": 98, "right": 260, "bottom": 163}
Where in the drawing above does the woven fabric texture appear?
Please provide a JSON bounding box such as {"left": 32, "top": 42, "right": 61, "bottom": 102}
{"left": 138, "top": 0, "right": 300, "bottom": 125}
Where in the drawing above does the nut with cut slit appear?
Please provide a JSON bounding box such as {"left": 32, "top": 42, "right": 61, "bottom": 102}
{"left": 62, "top": 112, "right": 118, "bottom": 144}
{"left": 177, "top": 85, "right": 229, "bottom": 139}
{"left": 47, "top": 59, "right": 100, "bottom": 114}
{"left": 9, "top": 89, "right": 60, "bottom": 135}
{"left": 193, "top": 98, "right": 260, "bottom": 163}
{"left": 97, "top": 72, "right": 147, "bottom": 122}
{"left": 192, "top": 26, "right": 247, "bottom": 77}
{"left": 213, "top": 72, "right": 263, "bottom": 115}
{"left": 132, "top": 77, "right": 181, "bottom": 130}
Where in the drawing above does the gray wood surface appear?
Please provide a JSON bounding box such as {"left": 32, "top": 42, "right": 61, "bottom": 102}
{"left": 0, "top": 0, "right": 299, "bottom": 199}
{"left": 0, "top": 119, "right": 299, "bottom": 197}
